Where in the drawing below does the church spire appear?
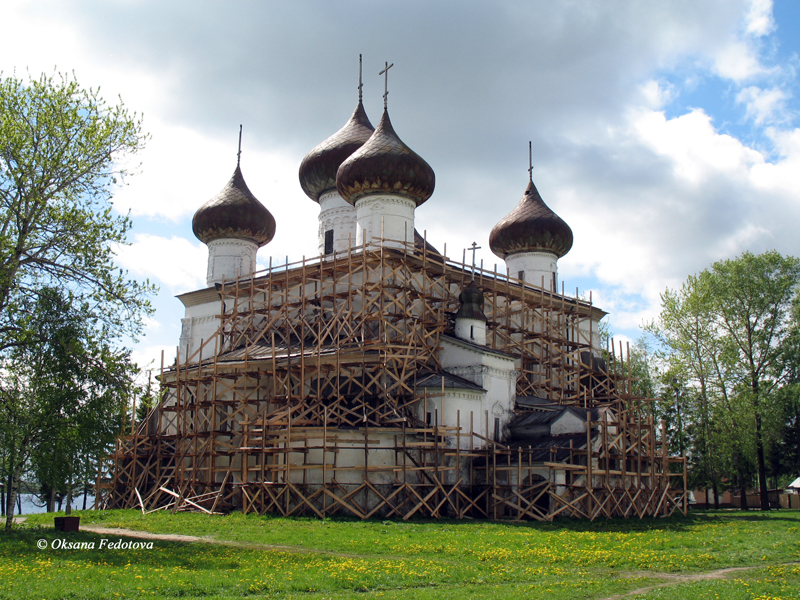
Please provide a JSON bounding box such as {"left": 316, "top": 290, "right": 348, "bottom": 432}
{"left": 489, "top": 144, "right": 572, "bottom": 291}
{"left": 298, "top": 58, "right": 375, "bottom": 203}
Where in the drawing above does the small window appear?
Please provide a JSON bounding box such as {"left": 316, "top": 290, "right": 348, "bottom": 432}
{"left": 494, "top": 417, "right": 501, "bottom": 441}
{"left": 324, "top": 229, "right": 334, "bottom": 255}
{"left": 518, "top": 270, "right": 525, "bottom": 282}
{"left": 552, "top": 272, "right": 557, "bottom": 292}
{"left": 470, "top": 325, "right": 474, "bottom": 339}
{"left": 426, "top": 411, "right": 433, "bottom": 426}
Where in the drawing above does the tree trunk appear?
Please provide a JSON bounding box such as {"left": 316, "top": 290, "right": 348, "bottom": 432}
{"left": 65, "top": 470, "right": 73, "bottom": 516}
{"left": 754, "top": 412, "right": 770, "bottom": 510}
{"left": 5, "top": 473, "right": 12, "bottom": 518}
{"left": 712, "top": 481, "right": 719, "bottom": 510}
{"left": 47, "top": 485, "right": 55, "bottom": 513}
{"left": 4, "top": 465, "right": 23, "bottom": 531}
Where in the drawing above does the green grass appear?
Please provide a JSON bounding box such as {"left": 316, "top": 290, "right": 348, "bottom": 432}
{"left": 3, "top": 509, "right": 799, "bottom": 599}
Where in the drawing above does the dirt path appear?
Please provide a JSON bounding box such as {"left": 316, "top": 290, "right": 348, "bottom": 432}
{"left": 80, "top": 525, "right": 396, "bottom": 559}
{"left": 600, "top": 563, "right": 800, "bottom": 599}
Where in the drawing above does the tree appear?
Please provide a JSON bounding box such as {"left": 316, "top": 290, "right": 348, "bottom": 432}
{"left": 648, "top": 251, "right": 800, "bottom": 510}
{"left": 1, "top": 289, "right": 136, "bottom": 529}
{"left": 645, "top": 276, "right": 730, "bottom": 507}
{"left": 0, "top": 72, "right": 154, "bottom": 530}
{"left": 0, "top": 71, "right": 153, "bottom": 349}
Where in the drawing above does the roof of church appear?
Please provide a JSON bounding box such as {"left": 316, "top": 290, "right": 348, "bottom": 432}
{"left": 192, "top": 165, "right": 276, "bottom": 247}
{"left": 515, "top": 395, "right": 557, "bottom": 409}
{"left": 415, "top": 370, "right": 485, "bottom": 392}
{"left": 509, "top": 405, "right": 597, "bottom": 429}
{"left": 413, "top": 229, "right": 443, "bottom": 260}
{"left": 298, "top": 100, "right": 375, "bottom": 202}
{"left": 439, "top": 333, "right": 516, "bottom": 359}
{"left": 489, "top": 178, "right": 573, "bottom": 259}
{"left": 336, "top": 109, "right": 435, "bottom": 206}
{"left": 506, "top": 433, "right": 594, "bottom": 461}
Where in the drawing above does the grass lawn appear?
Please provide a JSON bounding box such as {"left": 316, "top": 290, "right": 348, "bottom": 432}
{"left": 1, "top": 509, "right": 798, "bottom": 599}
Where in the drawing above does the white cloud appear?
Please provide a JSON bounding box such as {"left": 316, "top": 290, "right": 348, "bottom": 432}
{"left": 142, "top": 315, "right": 162, "bottom": 332}
{"left": 112, "top": 123, "right": 239, "bottom": 221}
{"left": 639, "top": 80, "right": 675, "bottom": 110}
{"left": 556, "top": 95, "right": 800, "bottom": 338}
{"left": 712, "top": 40, "right": 771, "bottom": 82}
{"left": 5, "top": 0, "right": 799, "bottom": 354}
{"left": 708, "top": 1, "right": 776, "bottom": 83}
{"left": 632, "top": 108, "right": 763, "bottom": 184}
{"left": 115, "top": 234, "right": 207, "bottom": 293}
{"left": 744, "top": 0, "right": 774, "bottom": 36}
{"left": 131, "top": 344, "right": 176, "bottom": 373}
{"left": 736, "top": 85, "right": 790, "bottom": 125}
{"left": 751, "top": 127, "right": 800, "bottom": 196}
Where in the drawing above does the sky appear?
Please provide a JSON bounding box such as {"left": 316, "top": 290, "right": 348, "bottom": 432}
{"left": 3, "top": 0, "right": 800, "bottom": 375}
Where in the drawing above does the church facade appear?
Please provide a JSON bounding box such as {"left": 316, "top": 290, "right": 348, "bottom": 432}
{"left": 100, "top": 70, "right": 687, "bottom": 520}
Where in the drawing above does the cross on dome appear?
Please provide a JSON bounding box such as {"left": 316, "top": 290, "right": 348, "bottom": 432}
{"left": 237, "top": 124, "right": 243, "bottom": 167}
{"left": 468, "top": 242, "right": 481, "bottom": 278}
{"left": 380, "top": 61, "right": 394, "bottom": 109}
{"left": 358, "top": 54, "right": 363, "bottom": 102}
{"left": 528, "top": 141, "right": 533, "bottom": 182}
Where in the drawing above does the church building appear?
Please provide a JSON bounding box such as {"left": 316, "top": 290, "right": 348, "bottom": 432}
{"left": 101, "top": 63, "right": 687, "bottom": 521}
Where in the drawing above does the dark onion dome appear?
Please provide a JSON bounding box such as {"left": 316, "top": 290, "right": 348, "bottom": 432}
{"left": 298, "top": 101, "right": 375, "bottom": 202}
{"left": 336, "top": 109, "right": 435, "bottom": 206}
{"left": 455, "top": 281, "right": 487, "bottom": 322}
{"left": 489, "top": 178, "right": 573, "bottom": 259}
{"left": 192, "top": 165, "right": 276, "bottom": 247}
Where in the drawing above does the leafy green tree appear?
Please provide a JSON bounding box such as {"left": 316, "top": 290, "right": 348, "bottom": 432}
{"left": 1, "top": 289, "right": 135, "bottom": 529}
{"left": 705, "top": 252, "right": 800, "bottom": 509}
{"left": 0, "top": 72, "right": 154, "bottom": 530}
{"left": 647, "top": 251, "right": 800, "bottom": 510}
{"left": 0, "top": 71, "right": 153, "bottom": 348}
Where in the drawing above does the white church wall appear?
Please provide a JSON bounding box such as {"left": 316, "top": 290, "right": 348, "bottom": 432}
{"left": 505, "top": 250, "right": 558, "bottom": 291}
{"left": 318, "top": 191, "right": 357, "bottom": 256}
{"left": 438, "top": 337, "right": 517, "bottom": 443}
{"left": 417, "top": 390, "right": 485, "bottom": 448}
{"left": 179, "top": 298, "right": 220, "bottom": 362}
{"left": 354, "top": 194, "right": 415, "bottom": 249}
{"left": 577, "top": 316, "right": 604, "bottom": 356}
{"left": 454, "top": 317, "right": 486, "bottom": 346}
{"left": 206, "top": 238, "right": 258, "bottom": 286}
{"left": 284, "top": 429, "right": 408, "bottom": 486}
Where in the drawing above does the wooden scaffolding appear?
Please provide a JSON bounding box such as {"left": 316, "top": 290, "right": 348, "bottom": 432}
{"left": 98, "top": 239, "right": 687, "bottom": 520}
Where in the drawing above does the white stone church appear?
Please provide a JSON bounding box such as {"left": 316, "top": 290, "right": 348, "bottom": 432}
{"left": 103, "top": 65, "right": 687, "bottom": 521}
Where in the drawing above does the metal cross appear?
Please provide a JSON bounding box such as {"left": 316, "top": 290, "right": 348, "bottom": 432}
{"left": 358, "top": 54, "right": 363, "bottom": 102}
{"left": 237, "top": 124, "right": 243, "bottom": 167}
{"left": 468, "top": 242, "right": 481, "bottom": 277}
{"left": 379, "top": 61, "right": 394, "bottom": 109}
{"left": 528, "top": 140, "right": 533, "bottom": 181}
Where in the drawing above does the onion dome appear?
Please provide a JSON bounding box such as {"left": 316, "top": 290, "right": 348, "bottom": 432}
{"left": 298, "top": 101, "right": 374, "bottom": 202}
{"left": 336, "top": 109, "right": 435, "bottom": 206}
{"left": 192, "top": 165, "right": 276, "bottom": 247}
{"left": 455, "top": 281, "right": 487, "bottom": 322}
{"left": 489, "top": 178, "right": 573, "bottom": 259}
